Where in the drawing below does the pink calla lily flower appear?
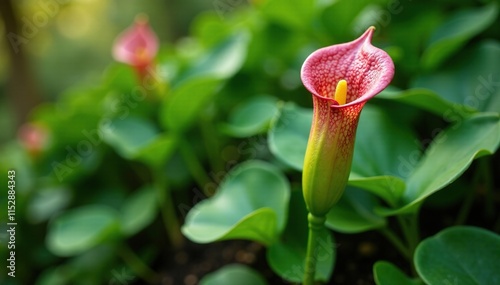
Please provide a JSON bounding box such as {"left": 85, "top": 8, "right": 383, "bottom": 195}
{"left": 112, "top": 15, "right": 159, "bottom": 78}
{"left": 301, "top": 27, "right": 394, "bottom": 216}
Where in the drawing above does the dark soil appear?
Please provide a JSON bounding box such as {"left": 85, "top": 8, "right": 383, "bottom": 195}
{"left": 146, "top": 230, "right": 408, "bottom": 285}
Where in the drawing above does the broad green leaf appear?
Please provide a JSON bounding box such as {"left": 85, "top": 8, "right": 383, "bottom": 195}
{"left": 135, "top": 134, "right": 177, "bottom": 167}
{"left": 121, "top": 186, "right": 158, "bottom": 236}
{"left": 36, "top": 246, "right": 116, "bottom": 285}
{"left": 377, "top": 88, "right": 476, "bottom": 118}
{"left": 268, "top": 103, "right": 312, "bottom": 170}
{"left": 199, "top": 264, "right": 268, "bottom": 285}
{"left": 326, "top": 187, "right": 386, "bottom": 233}
{"left": 379, "top": 113, "right": 500, "bottom": 216}
{"left": 103, "top": 64, "right": 137, "bottom": 93}
{"left": 161, "top": 76, "right": 223, "bottom": 133}
{"left": 46, "top": 205, "right": 121, "bottom": 256}
{"left": 178, "top": 32, "right": 249, "bottom": 83}
{"left": 404, "top": 114, "right": 499, "bottom": 203}
{"left": 421, "top": 4, "right": 498, "bottom": 70}
{"left": 415, "top": 226, "right": 500, "bottom": 285}
{"left": 182, "top": 160, "right": 290, "bottom": 245}
{"left": 27, "top": 186, "right": 71, "bottom": 223}
{"left": 100, "top": 117, "right": 158, "bottom": 159}
{"left": 349, "top": 105, "right": 418, "bottom": 206}
{"left": 348, "top": 175, "right": 406, "bottom": 208}
{"left": 268, "top": 190, "right": 335, "bottom": 283}
{"left": 414, "top": 41, "right": 500, "bottom": 114}
{"left": 221, "top": 96, "right": 280, "bottom": 138}
{"left": 374, "top": 261, "right": 422, "bottom": 285}
{"left": 352, "top": 105, "right": 419, "bottom": 179}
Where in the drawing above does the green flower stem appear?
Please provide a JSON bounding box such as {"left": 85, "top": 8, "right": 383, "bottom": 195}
{"left": 303, "top": 213, "right": 326, "bottom": 285}
{"left": 118, "top": 243, "right": 159, "bottom": 284}
{"left": 379, "top": 228, "right": 411, "bottom": 260}
{"left": 154, "top": 169, "right": 183, "bottom": 248}
{"left": 179, "top": 138, "right": 212, "bottom": 195}
{"left": 397, "top": 214, "right": 420, "bottom": 275}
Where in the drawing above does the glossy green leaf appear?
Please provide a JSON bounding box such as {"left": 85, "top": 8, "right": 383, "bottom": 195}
{"left": 182, "top": 160, "right": 290, "bottom": 245}
{"left": 326, "top": 187, "right": 386, "bottom": 233}
{"left": 121, "top": 186, "right": 158, "bottom": 236}
{"left": 415, "top": 226, "right": 500, "bottom": 285}
{"left": 268, "top": 103, "right": 312, "bottom": 170}
{"left": 221, "top": 96, "right": 280, "bottom": 138}
{"left": 268, "top": 190, "right": 335, "bottom": 283}
{"left": 379, "top": 113, "right": 500, "bottom": 216}
{"left": 161, "top": 76, "right": 223, "bottom": 133}
{"left": 46, "top": 205, "right": 121, "bottom": 256}
{"left": 199, "top": 264, "right": 268, "bottom": 285}
{"left": 374, "top": 261, "right": 422, "bottom": 285}
{"left": 421, "top": 4, "right": 498, "bottom": 70}
{"left": 178, "top": 32, "right": 250, "bottom": 83}
{"left": 414, "top": 41, "right": 500, "bottom": 114}
{"left": 377, "top": 88, "right": 476, "bottom": 118}
{"left": 100, "top": 117, "right": 158, "bottom": 159}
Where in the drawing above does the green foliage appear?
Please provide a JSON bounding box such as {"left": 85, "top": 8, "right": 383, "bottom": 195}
{"left": 326, "top": 187, "right": 386, "bottom": 233}
{"left": 46, "top": 205, "right": 121, "bottom": 257}
{"left": 1, "top": 0, "right": 499, "bottom": 284}
{"left": 221, "top": 95, "right": 280, "bottom": 137}
{"left": 415, "top": 226, "right": 500, "bottom": 285}
{"left": 374, "top": 261, "right": 422, "bottom": 285}
{"left": 268, "top": 102, "right": 312, "bottom": 170}
{"left": 421, "top": 4, "right": 498, "bottom": 70}
{"left": 120, "top": 186, "right": 158, "bottom": 236}
{"left": 181, "top": 160, "right": 290, "bottom": 245}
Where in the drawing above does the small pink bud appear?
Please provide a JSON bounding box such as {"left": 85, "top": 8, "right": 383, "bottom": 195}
{"left": 112, "top": 15, "right": 159, "bottom": 77}
{"left": 18, "top": 123, "right": 49, "bottom": 158}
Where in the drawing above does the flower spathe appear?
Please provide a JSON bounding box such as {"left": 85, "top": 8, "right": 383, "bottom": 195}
{"left": 112, "top": 15, "right": 159, "bottom": 77}
{"left": 301, "top": 27, "right": 394, "bottom": 216}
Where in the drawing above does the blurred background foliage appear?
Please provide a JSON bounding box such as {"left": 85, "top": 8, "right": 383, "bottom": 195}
{"left": 0, "top": 0, "right": 499, "bottom": 284}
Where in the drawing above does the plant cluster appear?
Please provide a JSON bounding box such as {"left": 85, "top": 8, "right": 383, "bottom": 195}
{"left": 0, "top": 0, "right": 499, "bottom": 284}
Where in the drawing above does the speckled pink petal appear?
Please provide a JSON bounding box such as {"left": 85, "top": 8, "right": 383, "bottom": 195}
{"left": 301, "top": 27, "right": 394, "bottom": 107}
{"left": 112, "top": 16, "right": 159, "bottom": 68}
